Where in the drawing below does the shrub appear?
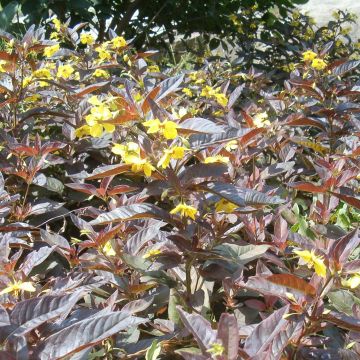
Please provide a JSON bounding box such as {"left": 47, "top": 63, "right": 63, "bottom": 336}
{"left": 0, "top": 18, "right": 359, "bottom": 359}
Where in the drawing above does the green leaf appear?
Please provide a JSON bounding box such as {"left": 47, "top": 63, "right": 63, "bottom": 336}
{"left": 0, "top": 1, "right": 18, "bottom": 30}
{"left": 328, "top": 290, "right": 360, "bottom": 316}
{"left": 146, "top": 340, "right": 161, "bottom": 360}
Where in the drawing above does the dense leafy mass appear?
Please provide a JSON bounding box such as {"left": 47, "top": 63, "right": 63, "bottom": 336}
{"left": 0, "top": 13, "right": 359, "bottom": 360}
{"left": 0, "top": 0, "right": 309, "bottom": 49}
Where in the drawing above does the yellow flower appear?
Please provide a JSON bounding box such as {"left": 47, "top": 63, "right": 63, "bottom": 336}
{"left": 32, "top": 68, "right": 52, "bottom": 79}
{"left": 112, "top": 142, "right": 153, "bottom": 176}
{"left": 201, "top": 85, "right": 216, "bottom": 98}
{"left": 75, "top": 125, "right": 92, "bottom": 138}
{"left": 302, "top": 50, "right": 317, "bottom": 62}
{"left": 111, "top": 36, "right": 127, "bottom": 49}
{"left": 207, "top": 343, "right": 225, "bottom": 357}
{"left": 0, "top": 280, "right": 36, "bottom": 296}
{"left": 143, "top": 119, "right": 178, "bottom": 140}
{"left": 57, "top": 64, "right": 75, "bottom": 79}
{"left": 22, "top": 76, "right": 33, "bottom": 87}
{"left": 0, "top": 60, "right": 7, "bottom": 72}
{"left": 143, "top": 249, "right": 162, "bottom": 259}
{"left": 214, "top": 93, "right": 228, "bottom": 107}
{"left": 50, "top": 32, "right": 59, "bottom": 41}
{"left": 311, "top": 58, "right": 327, "bottom": 71}
{"left": 93, "top": 69, "right": 110, "bottom": 78}
{"left": 343, "top": 274, "right": 360, "bottom": 289}
{"left": 96, "top": 44, "right": 112, "bottom": 62}
{"left": 182, "top": 88, "right": 193, "bottom": 97}
{"left": 203, "top": 155, "right": 229, "bottom": 164}
{"left": 170, "top": 202, "right": 197, "bottom": 220}
{"left": 225, "top": 140, "right": 238, "bottom": 151}
{"left": 102, "top": 241, "right": 116, "bottom": 256}
{"left": 44, "top": 43, "right": 60, "bottom": 57}
{"left": 52, "top": 17, "right": 61, "bottom": 32}
{"left": 80, "top": 32, "right": 95, "bottom": 45}
{"left": 148, "top": 65, "right": 160, "bottom": 72}
{"left": 157, "top": 146, "right": 186, "bottom": 169}
{"left": 130, "top": 157, "right": 155, "bottom": 177}
{"left": 215, "top": 199, "right": 238, "bottom": 213}
{"left": 253, "top": 112, "right": 270, "bottom": 128}
{"left": 294, "top": 249, "right": 327, "bottom": 278}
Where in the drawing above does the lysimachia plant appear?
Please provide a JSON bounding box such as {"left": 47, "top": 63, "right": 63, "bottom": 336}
{"left": 0, "top": 16, "right": 359, "bottom": 360}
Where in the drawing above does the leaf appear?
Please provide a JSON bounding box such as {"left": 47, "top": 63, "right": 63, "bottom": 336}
{"left": 243, "top": 276, "right": 305, "bottom": 299}
{"left": 216, "top": 313, "right": 239, "bottom": 360}
{"left": 180, "top": 163, "right": 227, "bottom": 185}
{"left": 19, "top": 246, "right": 56, "bottom": 276}
{"left": 288, "top": 182, "right": 327, "bottom": 193}
{"left": 123, "top": 221, "right": 165, "bottom": 255}
{"left": 65, "top": 183, "right": 98, "bottom": 196}
{"left": 29, "top": 200, "right": 65, "bottom": 216}
{"left": 0, "top": 1, "right": 18, "bottom": 30}
{"left": 260, "top": 162, "right": 295, "bottom": 180}
{"left": 213, "top": 244, "right": 270, "bottom": 265}
{"left": 228, "top": 84, "right": 245, "bottom": 109}
{"left": 90, "top": 204, "right": 173, "bottom": 225}
{"left": 122, "top": 297, "right": 154, "bottom": 314}
{"left": 332, "top": 60, "right": 360, "bottom": 77}
{"left": 330, "top": 192, "right": 360, "bottom": 210}
{"left": 33, "top": 312, "right": 146, "bottom": 359}
{"left": 9, "top": 292, "right": 85, "bottom": 338}
{"left": 189, "top": 127, "right": 250, "bottom": 148}
{"left": 328, "top": 290, "right": 360, "bottom": 316}
{"left": 84, "top": 164, "right": 131, "bottom": 180}
{"left": 266, "top": 274, "right": 316, "bottom": 296}
{"left": 285, "top": 117, "right": 326, "bottom": 131}
{"left": 40, "top": 229, "right": 70, "bottom": 250}
{"left": 244, "top": 305, "right": 290, "bottom": 356}
{"left": 177, "top": 307, "right": 217, "bottom": 354}
{"left": 330, "top": 228, "right": 359, "bottom": 265}
{"left": 145, "top": 340, "right": 161, "bottom": 360}
{"left": 155, "top": 74, "right": 184, "bottom": 102}
{"left": 178, "top": 118, "right": 224, "bottom": 134}
{"left": 205, "top": 182, "right": 284, "bottom": 206}
{"left": 72, "top": 82, "right": 109, "bottom": 98}
{"left": 323, "top": 311, "right": 360, "bottom": 332}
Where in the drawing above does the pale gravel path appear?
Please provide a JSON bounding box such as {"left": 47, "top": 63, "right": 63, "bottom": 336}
{"left": 299, "top": 0, "right": 360, "bottom": 39}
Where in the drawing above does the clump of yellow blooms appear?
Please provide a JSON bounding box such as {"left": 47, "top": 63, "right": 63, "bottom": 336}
{"left": 111, "top": 142, "right": 155, "bottom": 177}
{"left": 111, "top": 36, "right": 127, "bottom": 49}
{"left": 170, "top": 202, "right": 197, "bottom": 219}
{"left": 148, "top": 65, "right": 160, "bottom": 73}
{"left": 311, "top": 58, "right": 327, "bottom": 71}
{"left": 102, "top": 241, "right": 116, "bottom": 256}
{"left": 80, "top": 32, "right": 95, "bottom": 45}
{"left": 207, "top": 343, "right": 225, "bottom": 357}
{"left": 93, "top": 69, "right": 110, "bottom": 78}
{"left": 302, "top": 50, "right": 327, "bottom": 71}
{"left": 294, "top": 249, "right": 327, "bottom": 278}
{"left": 203, "top": 155, "right": 229, "bottom": 164}
{"left": 143, "top": 248, "right": 162, "bottom": 259}
{"left": 44, "top": 43, "right": 60, "bottom": 57}
{"left": 182, "top": 87, "right": 193, "bottom": 97}
{"left": 158, "top": 146, "right": 186, "bottom": 169}
{"left": 253, "top": 111, "right": 270, "bottom": 128}
{"left": 143, "top": 119, "right": 179, "bottom": 140}
{"left": 0, "top": 280, "right": 36, "bottom": 296}
{"left": 201, "top": 85, "right": 228, "bottom": 107}
{"left": 215, "top": 199, "right": 238, "bottom": 213}
{"left": 57, "top": 64, "right": 75, "bottom": 79}
{"left": 75, "top": 95, "right": 116, "bottom": 138}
